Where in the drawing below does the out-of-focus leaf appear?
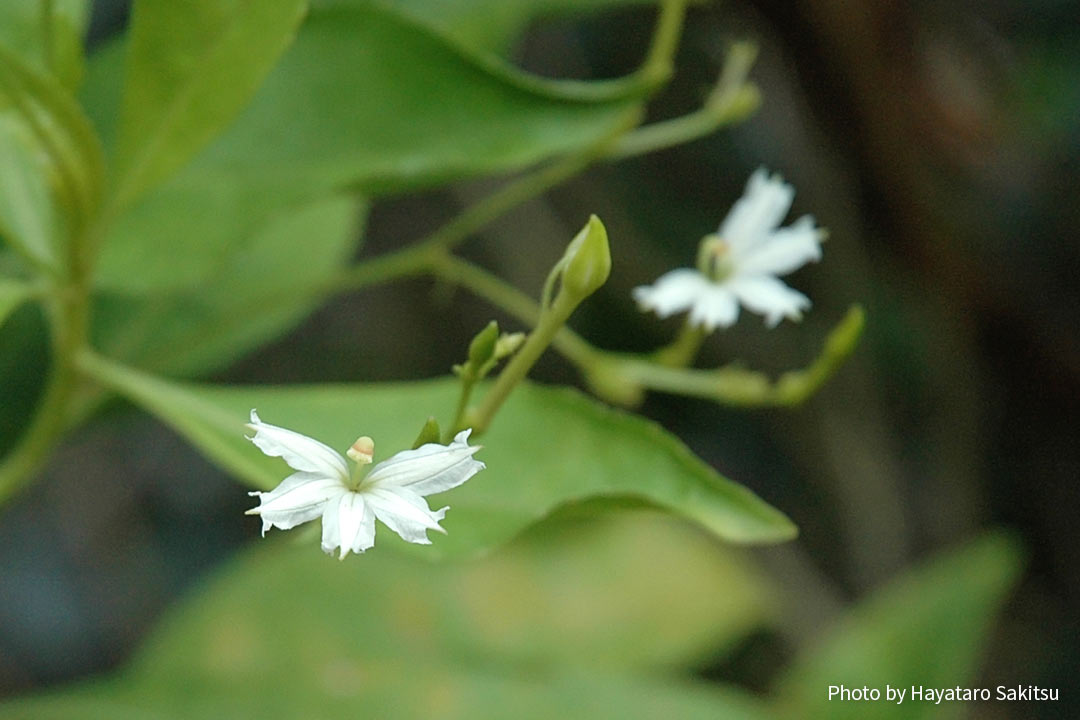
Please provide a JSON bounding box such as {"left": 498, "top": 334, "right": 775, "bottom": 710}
{"left": 773, "top": 533, "right": 1023, "bottom": 720}
{"left": 146, "top": 515, "right": 772, "bottom": 674}
{"left": 0, "top": 44, "right": 104, "bottom": 239}
{"left": 76, "top": 361, "right": 798, "bottom": 551}
{"left": 0, "top": 667, "right": 776, "bottom": 720}
{"left": 378, "top": 0, "right": 658, "bottom": 58}
{"left": 445, "top": 513, "right": 774, "bottom": 669}
{"left": 91, "top": 1, "right": 641, "bottom": 293}
{"left": 92, "top": 194, "right": 364, "bottom": 377}
{"left": 0, "top": 517, "right": 779, "bottom": 719}
{"left": 113, "top": 0, "right": 306, "bottom": 206}
{"left": 0, "top": 1, "right": 89, "bottom": 90}
{"left": 0, "top": 115, "right": 62, "bottom": 269}
{"left": 0, "top": 279, "right": 32, "bottom": 330}
{"left": 0, "top": 304, "right": 49, "bottom": 457}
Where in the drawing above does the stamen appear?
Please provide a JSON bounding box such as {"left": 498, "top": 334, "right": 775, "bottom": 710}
{"left": 696, "top": 235, "right": 734, "bottom": 281}
{"left": 347, "top": 436, "right": 375, "bottom": 464}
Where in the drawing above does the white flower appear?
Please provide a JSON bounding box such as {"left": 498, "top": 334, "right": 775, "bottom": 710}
{"left": 633, "top": 168, "right": 825, "bottom": 330}
{"left": 244, "top": 410, "right": 484, "bottom": 559}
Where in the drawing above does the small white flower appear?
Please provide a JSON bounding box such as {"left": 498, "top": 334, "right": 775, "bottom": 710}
{"left": 633, "top": 168, "right": 825, "bottom": 330}
{"left": 244, "top": 410, "right": 484, "bottom": 559}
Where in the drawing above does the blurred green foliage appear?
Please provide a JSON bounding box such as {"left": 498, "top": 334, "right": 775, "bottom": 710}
{"left": 0, "top": 0, "right": 1032, "bottom": 716}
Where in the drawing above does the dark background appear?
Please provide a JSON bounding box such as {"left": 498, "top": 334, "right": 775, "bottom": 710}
{"left": 1, "top": 1, "right": 1077, "bottom": 716}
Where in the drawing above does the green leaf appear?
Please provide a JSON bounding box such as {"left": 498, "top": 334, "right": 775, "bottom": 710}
{"left": 192, "top": 3, "right": 640, "bottom": 183}
{"left": 0, "top": 43, "right": 104, "bottom": 238}
{"left": 0, "top": 516, "right": 778, "bottom": 719}
{"left": 77, "top": 358, "right": 798, "bottom": 551}
{"left": 0, "top": 279, "right": 33, "bottom": 330}
{"left": 91, "top": 194, "right": 364, "bottom": 377}
{"left": 0, "top": 302, "right": 49, "bottom": 457}
{"left": 0, "top": 114, "right": 63, "bottom": 270}
{"left": 0, "top": 668, "right": 776, "bottom": 720}
{"left": 113, "top": 0, "right": 307, "bottom": 206}
{"left": 90, "top": 1, "right": 640, "bottom": 293}
{"left": 773, "top": 533, "right": 1023, "bottom": 720}
{"left": 0, "top": 1, "right": 89, "bottom": 90}
{"left": 434, "top": 513, "right": 775, "bottom": 670}
{"left": 147, "top": 515, "right": 773, "bottom": 674}
{"left": 378, "top": 0, "right": 658, "bottom": 58}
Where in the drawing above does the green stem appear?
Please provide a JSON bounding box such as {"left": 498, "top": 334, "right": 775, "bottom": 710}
{"left": 0, "top": 288, "right": 87, "bottom": 504}
{"left": 639, "top": 0, "right": 689, "bottom": 88}
{"left": 450, "top": 376, "right": 477, "bottom": 438}
{"left": 411, "top": 110, "right": 640, "bottom": 259}
{"left": 431, "top": 253, "right": 599, "bottom": 369}
{"left": 610, "top": 42, "right": 760, "bottom": 161}
{"left": 615, "top": 306, "right": 866, "bottom": 406}
{"left": 433, "top": 254, "right": 865, "bottom": 409}
{"left": 652, "top": 322, "right": 706, "bottom": 367}
{"left": 464, "top": 291, "right": 580, "bottom": 436}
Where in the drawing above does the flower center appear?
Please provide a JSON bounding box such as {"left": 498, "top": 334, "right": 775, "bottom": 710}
{"left": 347, "top": 436, "right": 374, "bottom": 489}
{"left": 696, "top": 234, "right": 735, "bottom": 282}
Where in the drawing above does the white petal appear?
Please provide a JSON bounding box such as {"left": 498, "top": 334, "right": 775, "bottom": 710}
{"left": 719, "top": 168, "right": 795, "bottom": 251}
{"left": 248, "top": 472, "right": 348, "bottom": 535}
{"left": 246, "top": 410, "right": 349, "bottom": 480}
{"left": 632, "top": 269, "right": 710, "bottom": 318}
{"left": 365, "top": 429, "right": 484, "bottom": 496}
{"left": 688, "top": 285, "right": 739, "bottom": 331}
{"left": 728, "top": 275, "right": 811, "bottom": 327}
{"left": 321, "top": 492, "right": 375, "bottom": 559}
{"left": 366, "top": 486, "right": 447, "bottom": 545}
{"left": 735, "top": 216, "right": 823, "bottom": 276}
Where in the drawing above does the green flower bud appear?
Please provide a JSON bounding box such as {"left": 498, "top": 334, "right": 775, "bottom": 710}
{"left": 559, "top": 215, "right": 611, "bottom": 302}
{"left": 494, "top": 331, "right": 526, "bottom": 360}
{"left": 467, "top": 320, "right": 500, "bottom": 368}
{"left": 411, "top": 416, "right": 442, "bottom": 449}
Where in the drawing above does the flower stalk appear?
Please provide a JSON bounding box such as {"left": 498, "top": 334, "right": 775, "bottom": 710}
{"left": 463, "top": 217, "right": 611, "bottom": 436}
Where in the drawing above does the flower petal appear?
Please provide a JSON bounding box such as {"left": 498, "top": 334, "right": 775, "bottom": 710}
{"left": 321, "top": 492, "right": 375, "bottom": 559}
{"left": 248, "top": 471, "right": 348, "bottom": 535}
{"left": 719, "top": 168, "right": 795, "bottom": 251}
{"left": 365, "top": 429, "right": 484, "bottom": 496}
{"left": 366, "top": 486, "right": 447, "bottom": 545}
{"left": 688, "top": 284, "right": 739, "bottom": 331}
{"left": 246, "top": 409, "right": 349, "bottom": 480}
{"left": 728, "top": 275, "right": 810, "bottom": 327}
{"left": 735, "top": 215, "right": 823, "bottom": 277}
{"left": 632, "top": 268, "right": 710, "bottom": 318}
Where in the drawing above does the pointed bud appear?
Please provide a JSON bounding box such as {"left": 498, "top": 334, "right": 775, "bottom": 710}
{"left": 494, "top": 331, "right": 526, "bottom": 360}
{"left": 347, "top": 436, "right": 375, "bottom": 464}
{"left": 411, "top": 417, "right": 442, "bottom": 449}
{"left": 467, "top": 320, "right": 499, "bottom": 368}
{"left": 560, "top": 215, "right": 611, "bottom": 301}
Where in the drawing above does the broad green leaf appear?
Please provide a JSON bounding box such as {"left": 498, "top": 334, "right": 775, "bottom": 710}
{"left": 77, "top": 359, "right": 798, "bottom": 551}
{"left": 0, "top": 114, "right": 62, "bottom": 269}
{"left": 0, "top": 1, "right": 89, "bottom": 90}
{"left": 773, "top": 533, "right": 1023, "bottom": 720}
{"left": 0, "top": 44, "right": 104, "bottom": 237}
{"left": 193, "top": 3, "right": 639, "bottom": 182}
{"left": 439, "top": 514, "right": 774, "bottom": 669}
{"left": 91, "top": 1, "right": 641, "bottom": 293}
{"left": 143, "top": 515, "right": 772, "bottom": 674}
{"left": 379, "top": 0, "right": 658, "bottom": 58}
{"left": 113, "top": 0, "right": 307, "bottom": 206}
{"left": 92, "top": 194, "right": 364, "bottom": 377}
{"left": 0, "top": 517, "right": 779, "bottom": 719}
{"left": 0, "top": 278, "right": 33, "bottom": 330}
